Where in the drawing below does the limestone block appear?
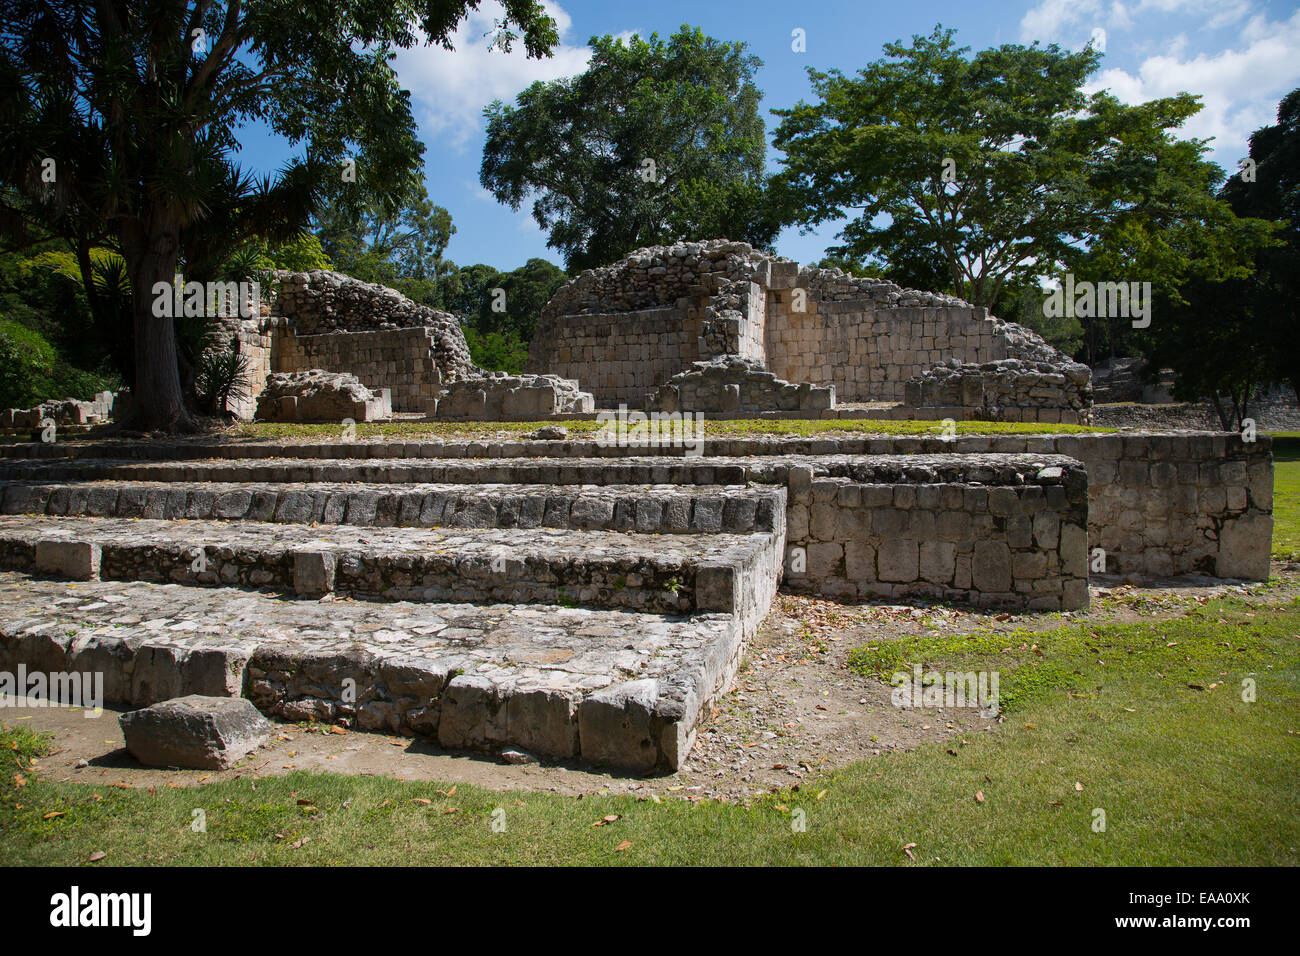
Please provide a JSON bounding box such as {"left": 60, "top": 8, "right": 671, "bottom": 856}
{"left": 120, "top": 695, "right": 271, "bottom": 770}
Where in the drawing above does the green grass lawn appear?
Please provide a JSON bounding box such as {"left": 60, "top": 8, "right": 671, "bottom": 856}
{"left": 231, "top": 417, "right": 1109, "bottom": 442}
{"left": 1273, "top": 444, "right": 1300, "bottom": 560}
{"left": 5, "top": 594, "right": 1297, "bottom": 866}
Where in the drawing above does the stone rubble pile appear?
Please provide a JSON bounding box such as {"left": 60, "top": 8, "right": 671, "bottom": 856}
{"left": 254, "top": 369, "right": 392, "bottom": 423}
{"left": 905, "top": 358, "right": 1093, "bottom": 423}
{"left": 0, "top": 391, "right": 118, "bottom": 430}
{"left": 434, "top": 372, "right": 595, "bottom": 421}
{"left": 646, "top": 356, "right": 835, "bottom": 413}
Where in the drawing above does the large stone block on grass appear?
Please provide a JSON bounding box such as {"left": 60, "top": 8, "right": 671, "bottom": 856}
{"left": 119, "top": 695, "right": 271, "bottom": 770}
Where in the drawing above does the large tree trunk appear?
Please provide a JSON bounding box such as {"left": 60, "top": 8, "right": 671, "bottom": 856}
{"left": 120, "top": 214, "right": 195, "bottom": 433}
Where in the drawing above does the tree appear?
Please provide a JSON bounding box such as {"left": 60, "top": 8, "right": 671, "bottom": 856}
{"left": 474, "top": 257, "right": 565, "bottom": 340}
{"left": 0, "top": 0, "right": 558, "bottom": 431}
{"left": 445, "top": 257, "right": 564, "bottom": 371}
{"left": 481, "top": 25, "right": 783, "bottom": 272}
{"left": 772, "top": 26, "right": 1264, "bottom": 315}
{"left": 1140, "top": 89, "right": 1300, "bottom": 426}
{"left": 315, "top": 179, "right": 456, "bottom": 302}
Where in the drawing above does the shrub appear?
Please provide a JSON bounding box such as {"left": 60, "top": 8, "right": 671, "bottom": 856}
{"left": 0, "top": 318, "right": 56, "bottom": 408}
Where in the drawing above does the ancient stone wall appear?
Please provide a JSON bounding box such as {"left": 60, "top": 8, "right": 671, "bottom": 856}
{"left": 782, "top": 455, "right": 1090, "bottom": 610}
{"left": 270, "top": 270, "right": 473, "bottom": 376}
{"left": 529, "top": 240, "right": 1082, "bottom": 408}
{"left": 529, "top": 305, "right": 698, "bottom": 408}
{"left": 0, "top": 431, "right": 1270, "bottom": 586}
{"left": 272, "top": 326, "right": 446, "bottom": 414}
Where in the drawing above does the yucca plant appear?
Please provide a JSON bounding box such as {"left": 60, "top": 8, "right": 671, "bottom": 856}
{"left": 194, "top": 346, "right": 250, "bottom": 418}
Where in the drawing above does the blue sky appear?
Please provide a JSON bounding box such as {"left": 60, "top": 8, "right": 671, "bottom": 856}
{"left": 236, "top": 0, "right": 1300, "bottom": 272}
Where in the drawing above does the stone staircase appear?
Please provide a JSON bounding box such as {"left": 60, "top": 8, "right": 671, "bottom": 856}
{"left": 0, "top": 455, "right": 786, "bottom": 773}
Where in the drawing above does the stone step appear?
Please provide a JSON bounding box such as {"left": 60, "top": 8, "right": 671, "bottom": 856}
{"left": 0, "top": 572, "right": 743, "bottom": 771}
{"left": 0, "top": 451, "right": 1083, "bottom": 489}
{"left": 0, "top": 516, "right": 782, "bottom": 619}
{"left": 0, "top": 480, "right": 784, "bottom": 536}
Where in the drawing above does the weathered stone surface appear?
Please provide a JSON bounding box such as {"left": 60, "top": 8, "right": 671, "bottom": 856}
{"left": 270, "top": 269, "right": 474, "bottom": 381}
{"left": 255, "top": 369, "right": 391, "bottom": 423}
{"left": 905, "top": 357, "right": 1092, "bottom": 423}
{"left": 434, "top": 373, "right": 593, "bottom": 421}
{"left": 646, "top": 355, "right": 834, "bottom": 413}
{"left": 119, "top": 695, "right": 271, "bottom": 770}
{"left": 528, "top": 238, "right": 1071, "bottom": 407}
{"left": 0, "top": 575, "right": 746, "bottom": 772}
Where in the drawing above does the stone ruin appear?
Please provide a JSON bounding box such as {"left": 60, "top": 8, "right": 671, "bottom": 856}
{"left": 0, "top": 391, "right": 118, "bottom": 433}
{"left": 646, "top": 356, "right": 835, "bottom": 414}
{"left": 199, "top": 242, "right": 1087, "bottom": 426}
{"left": 201, "top": 270, "right": 593, "bottom": 423}
{"left": 0, "top": 427, "right": 1274, "bottom": 772}
{"left": 436, "top": 372, "right": 594, "bottom": 421}
{"left": 528, "top": 239, "right": 1090, "bottom": 419}
{"left": 0, "top": 243, "right": 1279, "bottom": 776}
{"left": 254, "top": 370, "right": 392, "bottom": 424}
{"left": 905, "top": 358, "right": 1093, "bottom": 424}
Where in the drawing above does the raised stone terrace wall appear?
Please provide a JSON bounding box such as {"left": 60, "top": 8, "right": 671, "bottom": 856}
{"left": 782, "top": 455, "right": 1089, "bottom": 609}
{"left": 0, "top": 431, "right": 1272, "bottom": 585}
{"left": 529, "top": 239, "right": 1081, "bottom": 408}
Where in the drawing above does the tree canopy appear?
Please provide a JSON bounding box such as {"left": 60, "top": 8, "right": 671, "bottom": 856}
{"left": 772, "top": 26, "right": 1268, "bottom": 318}
{"left": 1140, "top": 88, "right": 1300, "bottom": 425}
{"left": 481, "top": 25, "right": 783, "bottom": 272}
{"left": 0, "top": 0, "right": 558, "bottom": 430}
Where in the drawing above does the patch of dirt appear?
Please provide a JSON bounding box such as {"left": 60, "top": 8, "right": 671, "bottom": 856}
{"left": 9, "top": 566, "right": 1297, "bottom": 805}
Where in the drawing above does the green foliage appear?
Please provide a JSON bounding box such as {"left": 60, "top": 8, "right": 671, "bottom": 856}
{"left": 773, "top": 26, "right": 1262, "bottom": 315}
{"left": 265, "top": 233, "right": 332, "bottom": 273}
{"left": 5, "top": 594, "right": 1300, "bottom": 865}
{"left": 482, "top": 25, "right": 784, "bottom": 271}
{"left": 474, "top": 258, "right": 566, "bottom": 340}
{"left": 464, "top": 327, "right": 529, "bottom": 373}
{"left": 0, "top": 0, "right": 559, "bottom": 431}
{"left": 1139, "top": 88, "right": 1300, "bottom": 422}
{"left": 194, "top": 346, "right": 251, "bottom": 417}
{"left": 1273, "top": 446, "right": 1300, "bottom": 561}
{"left": 441, "top": 263, "right": 505, "bottom": 316}
{"left": 315, "top": 180, "right": 456, "bottom": 305}
{"left": 443, "top": 258, "right": 566, "bottom": 361}
{"left": 0, "top": 318, "right": 55, "bottom": 407}
{"left": 814, "top": 255, "right": 886, "bottom": 278}
{"left": 999, "top": 278, "right": 1085, "bottom": 357}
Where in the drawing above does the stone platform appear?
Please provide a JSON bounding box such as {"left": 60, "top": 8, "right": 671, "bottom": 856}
{"left": 0, "top": 516, "right": 780, "bottom": 615}
{"left": 0, "top": 429, "right": 1273, "bottom": 771}
{"left": 0, "top": 573, "right": 738, "bottom": 771}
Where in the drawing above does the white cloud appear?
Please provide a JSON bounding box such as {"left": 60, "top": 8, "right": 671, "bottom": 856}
{"left": 1086, "top": 8, "right": 1300, "bottom": 161}
{"left": 1020, "top": 0, "right": 1101, "bottom": 43}
{"left": 392, "top": 1, "right": 597, "bottom": 150}
{"left": 1020, "top": 0, "right": 1251, "bottom": 44}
